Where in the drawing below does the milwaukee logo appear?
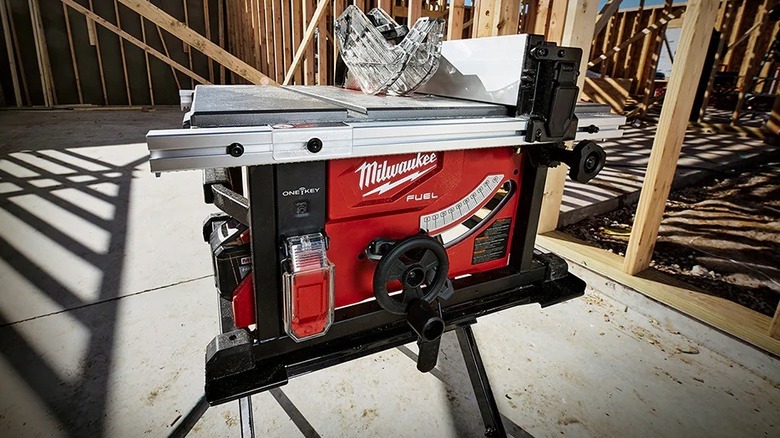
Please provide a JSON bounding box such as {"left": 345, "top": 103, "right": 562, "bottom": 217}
{"left": 355, "top": 153, "right": 437, "bottom": 197}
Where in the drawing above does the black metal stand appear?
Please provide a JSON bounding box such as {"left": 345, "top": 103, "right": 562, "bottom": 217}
{"left": 169, "top": 325, "right": 520, "bottom": 438}
{"left": 171, "top": 323, "right": 517, "bottom": 438}
{"left": 457, "top": 325, "right": 507, "bottom": 437}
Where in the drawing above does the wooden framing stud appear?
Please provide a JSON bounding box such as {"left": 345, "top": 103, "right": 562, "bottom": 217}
{"left": 61, "top": 0, "right": 211, "bottom": 86}
{"left": 536, "top": 0, "right": 598, "bottom": 233}
{"left": 0, "top": 0, "right": 21, "bottom": 106}
{"left": 623, "top": 0, "right": 720, "bottom": 275}
{"left": 589, "top": 8, "right": 682, "bottom": 69}
{"left": 284, "top": 0, "right": 331, "bottom": 85}
{"left": 409, "top": 0, "right": 423, "bottom": 26}
{"left": 447, "top": 0, "right": 465, "bottom": 40}
{"left": 117, "top": 0, "right": 276, "bottom": 85}
{"left": 594, "top": 0, "right": 623, "bottom": 36}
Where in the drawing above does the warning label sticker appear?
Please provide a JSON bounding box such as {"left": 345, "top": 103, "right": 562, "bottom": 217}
{"left": 472, "top": 218, "right": 511, "bottom": 265}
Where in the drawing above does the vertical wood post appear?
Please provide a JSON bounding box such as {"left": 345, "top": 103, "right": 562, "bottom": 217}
{"left": 637, "top": 0, "right": 672, "bottom": 117}
{"left": 535, "top": 0, "right": 597, "bottom": 233}
{"left": 697, "top": 0, "right": 735, "bottom": 122}
{"left": 623, "top": 0, "right": 720, "bottom": 275}
{"left": 0, "top": 0, "right": 21, "bottom": 106}
{"left": 545, "top": 0, "right": 567, "bottom": 43}
{"left": 447, "top": 0, "right": 465, "bottom": 40}
{"left": 409, "top": 0, "right": 422, "bottom": 25}
{"left": 731, "top": 0, "right": 771, "bottom": 124}
{"left": 475, "top": 0, "right": 522, "bottom": 38}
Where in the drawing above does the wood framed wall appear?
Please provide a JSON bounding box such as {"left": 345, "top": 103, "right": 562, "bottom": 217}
{"left": 582, "top": 0, "right": 780, "bottom": 118}
{"left": 0, "top": 0, "right": 584, "bottom": 106}
{"left": 539, "top": 0, "right": 780, "bottom": 355}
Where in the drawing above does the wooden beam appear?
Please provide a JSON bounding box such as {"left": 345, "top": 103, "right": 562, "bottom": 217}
{"left": 139, "top": 15, "right": 154, "bottom": 106}
{"left": 588, "top": 8, "right": 682, "bottom": 68}
{"left": 538, "top": 231, "right": 780, "bottom": 356}
{"left": 89, "top": 0, "right": 108, "bottom": 103}
{"left": 409, "top": 0, "right": 423, "bottom": 26}
{"left": 637, "top": 0, "right": 672, "bottom": 117}
{"left": 62, "top": 3, "right": 84, "bottom": 104}
{"left": 116, "top": 0, "right": 275, "bottom": 85}
{"left": 61, "top": 0, "right": 211, "bottom": 86}
{"left": 609, "top": 9, "right": 627, "bottom": 77}
{"left": 598, "top": 10, "right": 614, "bottom": 77}
{"left": 447, "top": 0, "right": 465, "bottom": 40}
{"left": 722, "top": 0, "right": 747, "bottom": 69}
{"left": 732, "top": 0, "right": 771, "bottom": 124}
{"left": 29, "top": 0, "right": 55, "bottom": 106}
{"left": 292, "top": 0, "right": 304, "bottom": 84}
{"left": 474, "top": 0, "right": 495, "bottom": 37}
{"left": 182, "top": 0, "right": 194, "bottom": 88}
{"left": 771, "top": 303, "right": 780, "bottom": 340}
{"left": 332, "top": 0, "right": 345, "bottom": 83}
{"left": 379, "top": 0, "right": 392, "bottom": 13}
{"left": 203, "top": 0, "right": 213, "bottom": 83}
{"left": 621, "top": 1, "right": 644, "bottom": 77}
{"left": 303, "top": 0, "right": 315, "bottom": 84}
{"left": 316, "top": 1, "right": 329, "bottom": 85}
{"left": 5, "top": 0, "right": 29, "bottom": 104}
{"left": 496, "top": 0, "right": 520, "bottom": 36}
{"left": 531, "top": 0, "right": 552, "bottom": 35}
{"left": 156, "top": 24, "right": 182, "bottom": 89}
{"left": 272, "top": 0, "right": 284, "bottom": 82}
{"left": 282, "top": 0, "right": 293, "bottom": 80}
{"left": 594, "top": 0, "right": 622, "bottom": 36}
{"left": 218, "top": 0, "right": 225, "bottom": 83}
{"left": 475, "top": 0, "right": 521, "bottom": 38}
{"left": 697, "top": 0, "right": 736, "bottom": 122}
{"left": 623, "top": 0, "right": 719, "bottom": 275}
{"left": 114, "top": 0, "right": 133, "bottom": 104}
{"left": 0, "top": 0, "right": 21, "bottom": 106}
{"left": 86, "top": 13, "right": 97, "bottom": 45}
{"left": 662, "top": 32, "right": 673, "bottom": 63}
{"left": 545, "top": 0, "right": 568, "bottom": 43}
{"left": 283, "top": 0, "right": 331, "bottom": 85}
{"left": 536, "top": 0, "right": 598, "bottom": 233}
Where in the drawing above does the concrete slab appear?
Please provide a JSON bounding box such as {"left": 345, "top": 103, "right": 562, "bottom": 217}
{"left": 0, "top": 142, "right": 215, "bottom": 323}
{"left": 0, "top": 277, "right": 302, "bottom": 437}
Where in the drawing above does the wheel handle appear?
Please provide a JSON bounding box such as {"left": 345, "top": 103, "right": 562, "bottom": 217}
{"left": 372, "top": 234, "right": 450, "bottom": 315}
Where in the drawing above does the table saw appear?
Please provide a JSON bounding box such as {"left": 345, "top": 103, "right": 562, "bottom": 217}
{"left": 146, "top": 33, "right": 625, "bottom": 436}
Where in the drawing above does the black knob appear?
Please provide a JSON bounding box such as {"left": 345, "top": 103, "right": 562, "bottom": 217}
{"left": 568, "top": 140, "right": 607, "bottom": 184}
{"left": 307, "top": 138, "right": 323, "bottom": 153}
{"left": 227, "top": 143, "right": 244, "bottom": 157}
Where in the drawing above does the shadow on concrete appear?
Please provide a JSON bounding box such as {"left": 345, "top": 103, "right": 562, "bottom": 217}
{"left": 559, "top": 115, "right": 775, "bottom": 226}
{"left": 0, "top": 145, "right": 146, "bottom": 435}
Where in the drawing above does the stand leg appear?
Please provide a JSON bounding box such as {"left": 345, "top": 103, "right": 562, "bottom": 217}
{"left": 168, "top": 395, "right": 255, "bottom": 438}
{"left": 239, "top": 396, "right": 255, "bottom": 438}
{"left": 169, "top": 395, "right": 209, "bottom": 438}
{"left": 456, "top": 325, "right": 507, "bottom": 438}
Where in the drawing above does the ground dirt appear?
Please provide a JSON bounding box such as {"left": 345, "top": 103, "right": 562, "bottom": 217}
{"left": 562, "top": 160, "right": 780, "bottom": 316}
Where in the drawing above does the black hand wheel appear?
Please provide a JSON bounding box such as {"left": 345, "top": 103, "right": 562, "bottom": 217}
{"left": 372, "top": 234, "right": 449, "bottom": 315}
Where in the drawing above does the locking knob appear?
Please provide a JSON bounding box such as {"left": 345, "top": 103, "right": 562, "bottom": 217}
{"left": 227, "top": 143, "right": 244, "bottom": 157}
{"left": 307, "top": 138, "right": 323, "bottom": 153}
{"left": 550, "top": 140, "right": 607, "bottom": 184}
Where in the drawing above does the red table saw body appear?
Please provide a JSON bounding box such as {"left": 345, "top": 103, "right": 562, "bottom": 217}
{"left": 326, "top": 147, "right": 524, "bottom": 307}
